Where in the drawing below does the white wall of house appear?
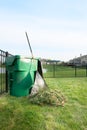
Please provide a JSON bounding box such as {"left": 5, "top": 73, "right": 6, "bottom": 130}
{"left": 69, "top": 55, "right": 87, "bottom": 65}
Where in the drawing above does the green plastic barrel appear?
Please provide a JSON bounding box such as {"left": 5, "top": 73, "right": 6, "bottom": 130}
{"left": 6, "top": 55, "right": 40, "bottom": 97}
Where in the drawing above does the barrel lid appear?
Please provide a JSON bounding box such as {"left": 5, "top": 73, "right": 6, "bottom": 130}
{"left": 6, "top": 55, "right": 40, "bottom": 66}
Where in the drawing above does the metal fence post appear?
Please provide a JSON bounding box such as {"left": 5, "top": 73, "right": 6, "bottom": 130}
{"left": 6, "top": 52, "right": 8, "bottom": 92}
{"left": 53, "top": 64, "right": 55, "bottom": 78}
{"left": 75, "top": 65, "right": 77, "bottom": 77}
{"left": 86, "top": 65, "right": 87, "bottom": 77}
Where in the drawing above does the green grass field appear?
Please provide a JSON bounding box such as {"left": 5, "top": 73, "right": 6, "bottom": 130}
{"left": 0, "top": 77, "right": 87, "bottom": 130}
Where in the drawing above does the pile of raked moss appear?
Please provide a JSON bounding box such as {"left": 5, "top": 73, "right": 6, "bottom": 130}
{"left": 29, "top": 88, "right": 66, "bottom": 107}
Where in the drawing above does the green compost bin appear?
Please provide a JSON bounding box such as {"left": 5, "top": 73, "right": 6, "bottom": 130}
{"left": 6, "top": 55, "right": 42, "bottom": 97}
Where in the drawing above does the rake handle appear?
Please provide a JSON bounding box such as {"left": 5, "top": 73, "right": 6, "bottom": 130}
{"left": 25, "top": 32, "right": 34, "bottom": 58}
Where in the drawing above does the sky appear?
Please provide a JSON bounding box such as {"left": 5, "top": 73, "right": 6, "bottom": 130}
{"left": 0, "top": 0, "right": 87, "bottom": 61}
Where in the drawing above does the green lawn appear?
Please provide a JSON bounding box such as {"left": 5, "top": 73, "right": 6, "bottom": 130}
{"left": 0, "top": 77, "right": 87, "bottom": 130}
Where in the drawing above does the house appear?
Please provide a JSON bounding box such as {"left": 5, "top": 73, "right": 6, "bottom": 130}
{"left": 68, "top": 55, "right": 87, "bottom": 66}
{"left": 41, "top": 59, "right": 60, "bottom": 65}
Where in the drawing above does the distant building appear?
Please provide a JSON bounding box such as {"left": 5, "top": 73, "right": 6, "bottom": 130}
{"left": 81, "top": 55, "right": 87, "bottom": 65}
{"left": 68, "top": 55, "right": 87, "bottom": 66}
{"left": 41, "top": 59, "right": 60, "bottom": 65}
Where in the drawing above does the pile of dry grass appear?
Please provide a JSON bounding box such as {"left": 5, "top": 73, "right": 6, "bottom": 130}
{"left": 29, "top": 88, "right": 66, "bottom": 107}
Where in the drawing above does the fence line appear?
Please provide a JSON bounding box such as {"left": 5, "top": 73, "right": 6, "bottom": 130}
{"left": 43, "top": 64, "right": 87, "bottom": 78}
{"left": 0, "top": 49, "right": 12, "bottom": 94}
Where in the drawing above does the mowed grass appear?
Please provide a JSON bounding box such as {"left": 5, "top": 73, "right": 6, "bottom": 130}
{"left": 0, "top": 78, "right": 87, "bottom": 130}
